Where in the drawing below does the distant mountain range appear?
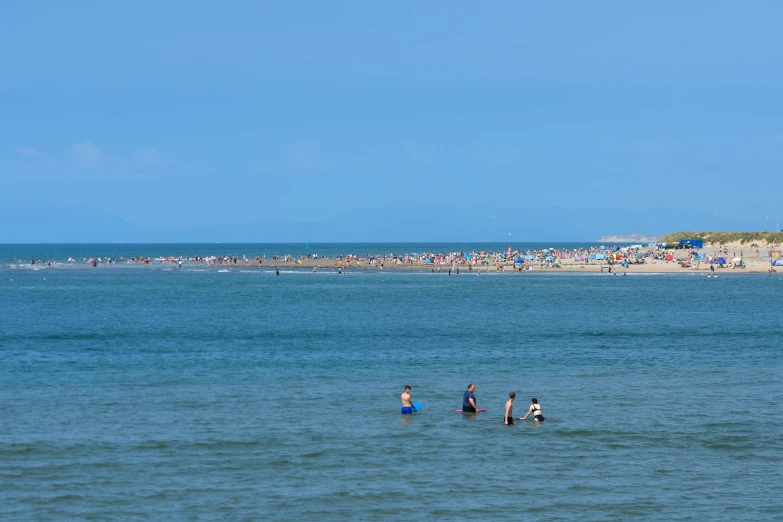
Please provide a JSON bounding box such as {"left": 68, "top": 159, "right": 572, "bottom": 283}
{"left": 597, "top": 234, "right": 658, "bottom": 243}
{"left": 0, "top": 200, "right": 766, "bottom": 244}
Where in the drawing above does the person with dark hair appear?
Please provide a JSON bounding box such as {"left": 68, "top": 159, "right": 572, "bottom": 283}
{"left": 401, "top": 385, "right": 415, "bottom": 414}
{"left": 520, "top": 398, "right": 545, "bottom": 422}
{"left": 504, "top": 392, "right": 516, "bottom": 425}
{"left": 462, "top": 384, "right": 478, "bottom": 413}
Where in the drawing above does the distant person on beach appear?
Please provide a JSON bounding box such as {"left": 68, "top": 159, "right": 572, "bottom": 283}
{"left": 520, "top": 398, "right": 545, "bottom": 422}
{"left": 401, "top": 385, "right": 416, "bottom": 414}
{"left": 462, "top": 384, "right": 478, "bottom": 413}
{"left": 505, "top": 392, "right": 516, "bottom": 425}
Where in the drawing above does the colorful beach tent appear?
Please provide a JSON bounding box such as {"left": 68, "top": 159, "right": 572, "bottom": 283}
{"left": 716, "top": 257, "right": 726, "bottom": 264}
{"left": 514, "top": 258, "right": 524, "bottom": 264}
{"left": 772, "top": 258, "right": 783, "bottom": 266}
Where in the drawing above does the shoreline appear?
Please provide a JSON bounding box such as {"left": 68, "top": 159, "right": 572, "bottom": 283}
{"left": 4, "top": 261, "right": 777, "bottom": 275}
{"left": 5, "top": 239, "right": 780, "bottom": 275}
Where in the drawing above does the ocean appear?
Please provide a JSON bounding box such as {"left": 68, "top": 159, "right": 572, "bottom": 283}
{"left": 1, "top": 244, "right": 781, "bottom": 520}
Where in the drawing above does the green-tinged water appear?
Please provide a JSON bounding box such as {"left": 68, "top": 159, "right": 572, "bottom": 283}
{"left": 1, "top": 252, "right": 782, "bottom": 520}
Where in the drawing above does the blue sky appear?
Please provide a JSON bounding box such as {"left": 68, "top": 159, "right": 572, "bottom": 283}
{"left": 2, "top": 1, "right": 782, "bottom": 241}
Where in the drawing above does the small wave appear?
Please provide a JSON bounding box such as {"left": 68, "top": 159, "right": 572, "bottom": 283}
{"left": 264, "top": 270, "right": 318, "bottom": 275}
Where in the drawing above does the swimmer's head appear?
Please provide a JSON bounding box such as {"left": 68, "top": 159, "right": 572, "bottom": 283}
{"left": 467, "top": 383, "right": 475, "bottom": 392}
{"left": 509, "top": 392, "right": 516, "bottom": 399}
{"left": 404, "top": 385, "right": 411, "bottom": 391}
{"left": 531, "top": 398, "right": 538, "bottom": 404}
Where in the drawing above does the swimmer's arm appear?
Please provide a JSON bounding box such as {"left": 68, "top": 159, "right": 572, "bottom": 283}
{"left": 504, "top": 402, "right": 511, "bottom": 424}
{"left": 520, "top": 405, "right": 533, "bottom": 420}
{"left": 469, "top": 397, "right": 478, "bottom": 411}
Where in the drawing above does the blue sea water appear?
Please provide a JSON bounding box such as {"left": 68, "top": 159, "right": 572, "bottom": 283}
{"left": 1, "top": 246, "right": 782, "bottom": 520}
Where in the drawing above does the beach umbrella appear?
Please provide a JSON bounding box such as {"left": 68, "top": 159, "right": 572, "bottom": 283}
{"left": 514, "top": 258, "right": 524, "bottom": 264}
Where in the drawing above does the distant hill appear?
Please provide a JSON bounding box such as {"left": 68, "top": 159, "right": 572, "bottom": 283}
{"left": 659, "top": 231, "right": 783, "bottom": 244}
{"left": 1, "top": 199, "right": 775, "bottom": 244}
{"left": 598, "top": 234, "right": 658, "bottom": 243}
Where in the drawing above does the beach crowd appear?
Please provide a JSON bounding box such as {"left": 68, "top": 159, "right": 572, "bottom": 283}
{"left": 14, "top": 241, "right": 782, "bottom": 273}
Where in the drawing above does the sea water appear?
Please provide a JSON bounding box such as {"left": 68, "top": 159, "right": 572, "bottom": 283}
{"left": 1, "top": 259, "right": 782, "bottom": 520}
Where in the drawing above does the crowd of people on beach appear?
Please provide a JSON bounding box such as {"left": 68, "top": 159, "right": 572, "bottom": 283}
{"left": 18, "top": 244, "right": 650, "bottom": 267}
{"left": 400, "top": 384, "right": 545, "bottom": 425}
{"left": 13, "top": 241, "right": 782, "bottom": 272}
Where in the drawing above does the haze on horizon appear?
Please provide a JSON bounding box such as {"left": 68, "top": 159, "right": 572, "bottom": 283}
{"left": 2, "top": 2, "right": 782, "bottom": 243}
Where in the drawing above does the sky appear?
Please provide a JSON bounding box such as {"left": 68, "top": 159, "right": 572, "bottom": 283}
{"left": 2, "top": 1, "right": 783, "bottom": 242}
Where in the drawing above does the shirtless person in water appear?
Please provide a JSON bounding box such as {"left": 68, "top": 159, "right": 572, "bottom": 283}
{"left": 401, "top": 385, "right": 415, "bottom": 414}
{"left": 504, "top": 392, "right": 516, "bottom": 425}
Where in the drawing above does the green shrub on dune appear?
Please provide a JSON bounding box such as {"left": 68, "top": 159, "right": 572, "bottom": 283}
{"left": 659, "top": 231, "right": 783, "bottom": 245}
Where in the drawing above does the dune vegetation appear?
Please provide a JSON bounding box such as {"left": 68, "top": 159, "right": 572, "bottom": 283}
{"left": 659, "top": 231, "right": 783, "bottom": 245}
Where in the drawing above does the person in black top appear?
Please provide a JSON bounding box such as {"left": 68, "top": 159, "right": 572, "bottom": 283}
{"left": 520, "top": 398, "right": 545, "bottom": 422}
{"left": 462, "top": 384, "right": 478, "bottom": 413}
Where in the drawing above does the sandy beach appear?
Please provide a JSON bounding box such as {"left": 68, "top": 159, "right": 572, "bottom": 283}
{"left": 11, "top": 240, "right": 781, "bottom": 275}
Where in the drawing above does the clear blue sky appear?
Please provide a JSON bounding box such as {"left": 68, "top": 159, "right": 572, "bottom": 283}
{"left": 2, "top": 1, "right": 782, "bottom": 241}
